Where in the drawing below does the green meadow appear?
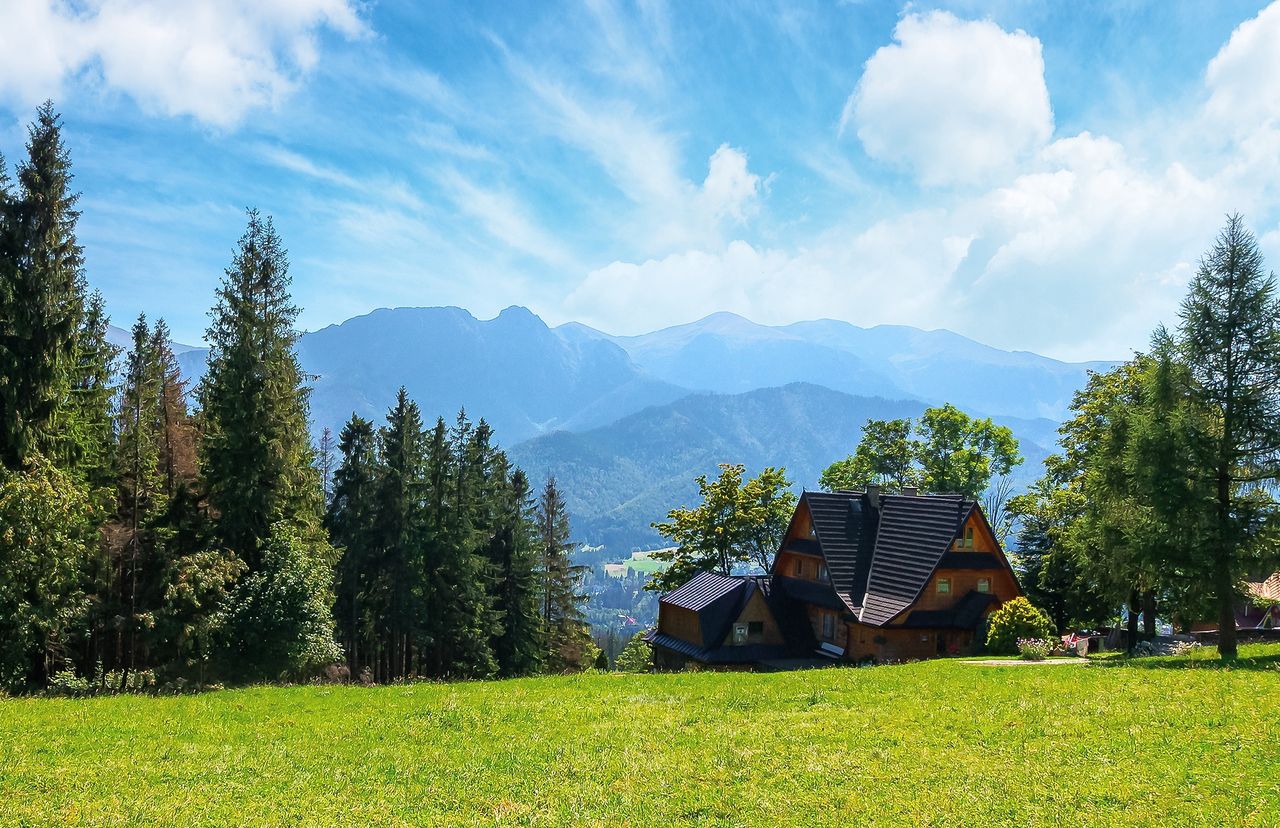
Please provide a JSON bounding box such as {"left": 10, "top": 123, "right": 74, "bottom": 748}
{"left": 3, "top": 646, "right": 1279, "bottom": 827}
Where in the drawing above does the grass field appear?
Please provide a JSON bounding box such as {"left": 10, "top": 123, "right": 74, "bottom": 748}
{"left": 3, "top": 646, "right": 1279, "bottom": 827}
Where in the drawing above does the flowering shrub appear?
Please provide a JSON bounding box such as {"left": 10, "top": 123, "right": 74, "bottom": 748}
{"left": 1017, "top": 638, "right": 1054, "bottom": 661}
{"left": 985, "top": 597, "right": 1056, "bottom": 654}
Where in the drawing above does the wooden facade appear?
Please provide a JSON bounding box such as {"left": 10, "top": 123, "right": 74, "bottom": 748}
{"left": 649, "top": 489, "right": 1024, "bottom": 669}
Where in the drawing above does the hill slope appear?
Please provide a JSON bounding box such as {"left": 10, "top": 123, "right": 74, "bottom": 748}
{"left": 6, "top": 647, "right": 1277, "bottom": 826}
{"left": 565, "top": 311, "right": 1110, "bottom": 421}
{"left": 509, "top": 383, "right": 1054, "bottom": 551}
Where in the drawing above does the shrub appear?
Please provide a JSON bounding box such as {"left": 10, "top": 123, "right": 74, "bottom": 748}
{"left": 985, "top": 597, "right": 1055, "bottom": 655}
{"left": 1017, "top": 638, "right": 1054, "bottom": 661}
{"left": 614, "top": 633, "right": 652, "bottom": 673}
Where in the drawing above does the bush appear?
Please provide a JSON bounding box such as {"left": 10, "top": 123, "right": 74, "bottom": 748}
{"left": 1017, "top": 638, "right": 1054, "bottom": 661}
{"left": 985, "top": 597, "right": 1055, "bottom": 655}
{"left": 614, "top": 633, "right": 652, "bottom": 673}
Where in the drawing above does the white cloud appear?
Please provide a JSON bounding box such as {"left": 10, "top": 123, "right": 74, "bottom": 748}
{"left": 1205, "top": 1, "right": 1280, "bottom": 137}
{"left": 0, "top": 0, "right": 364, "bottom": 127}
{"left": 699, "top": 144, "right": 760, "bottom": 224}
{"left": 843, "top": 10, "right": 1053, "bottom": 188}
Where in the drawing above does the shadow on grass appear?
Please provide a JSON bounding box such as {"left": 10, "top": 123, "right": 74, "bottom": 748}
{"left": 1091, "top": 651, "right": 1280, "bottom": 671}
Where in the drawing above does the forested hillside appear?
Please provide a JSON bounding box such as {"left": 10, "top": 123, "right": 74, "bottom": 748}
{"left": 510, "top": 383, "right": 1053, "bottom": 550}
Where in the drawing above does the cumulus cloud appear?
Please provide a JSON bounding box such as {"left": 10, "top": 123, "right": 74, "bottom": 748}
{"left": 0, "top": 0, "right": 364, "bottom": 127}
{"left": 1205, "top": 1, "right": 1280, "bottom": 136}
{"left": 843, "top": 10, "right": 1053, "bottom": 188}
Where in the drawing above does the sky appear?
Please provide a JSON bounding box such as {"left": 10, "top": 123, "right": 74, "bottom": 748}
{"left": 2, "top": 1, "right": 1280, "bottom": 362}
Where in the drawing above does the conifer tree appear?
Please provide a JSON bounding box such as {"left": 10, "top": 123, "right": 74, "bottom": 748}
{"left": 326, "top": 414, "right": 380, "bottom": 677}
{"left": 374, "top": 388, "right": 427, "bottom": 680}
{"left": 0, "top": 102, "right": 87, "bottom": 471}
{"left": 199, "top": 210, "right": 338, "bottom": 679}
{"left": 1176, "top": 215, "right": 1280, "bottom": 657}
{"left": 488, "top": 462, "right": 543, "bottom": 676}
{"left": 537, "top": 476, "right": 591, "bottom": 673}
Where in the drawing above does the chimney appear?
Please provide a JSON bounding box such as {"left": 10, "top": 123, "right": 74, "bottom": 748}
{"left": 866, "top": 484, "right": 881, "bottom": 508}
{"left": 902, "top": 486, "right": 918, "bottom": 497}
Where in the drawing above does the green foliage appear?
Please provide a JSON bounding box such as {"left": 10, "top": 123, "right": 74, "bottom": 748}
{"left": 0, "top": 455, "right": 99, "bottom": 690}
{"left": 821, "top": 405, "right": 1021, "bottom": 499}
{"left": 1174, "top": 214, "right": 1280, "bottom": 657}
{"left": 649, "top": 464, "right": 795, "bottom": 591}
{"left": 0, "top": 102, "right": 86, "bottom": 471}
{"left": 539, "top": 476, "right": 593, "bottom": 673}
{"left": 819, "top": 418, "right": 917, "bottom": 492}
{"left": 613, "top": 632, "right": 652, "bottom": 673}
{"left": 198, "top": 209, "right": 323, "bottom": 568}
{"left": 220, "top": 523, "right": 341, "bottom": 682}
{"left": 985, "top": 597, "right": 1055, "bottom": 655}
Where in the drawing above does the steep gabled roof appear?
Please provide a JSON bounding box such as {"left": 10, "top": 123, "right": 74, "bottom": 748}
{"left": 663, "top": 571, "right": 742, "bottom": 611}
{"left": 661, "top": 571, "right": 749, "bottom": 647}
{"left": 801, "top": 491, "right": 874, "bottom": 613}
{"left": 859, "top": 494, "right": 974, "bottom": 626}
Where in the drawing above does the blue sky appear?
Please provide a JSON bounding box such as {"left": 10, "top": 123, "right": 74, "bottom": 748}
{"left": 2, "top": 0, "right": 1279, "bottom": 361}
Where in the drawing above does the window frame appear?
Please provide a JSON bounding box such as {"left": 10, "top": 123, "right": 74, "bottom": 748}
{"left": 976, "top": 577, "right": 991, "bottom": 593}
{"left": 936, "top": 577, "right": 952, "bottom": 595}
{"left": 821, "top": 612, "right": 835, "bottom": 641}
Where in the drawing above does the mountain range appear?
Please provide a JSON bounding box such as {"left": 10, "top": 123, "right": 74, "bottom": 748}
{"left": 109, "top": 306, "right": 1109, "bottom": 552}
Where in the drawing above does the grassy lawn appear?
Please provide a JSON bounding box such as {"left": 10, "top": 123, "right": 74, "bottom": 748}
{"left": 3, "top": 646, "right": 1279, "bottom": 827}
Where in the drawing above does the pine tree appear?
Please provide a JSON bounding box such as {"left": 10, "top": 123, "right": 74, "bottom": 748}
{"left": 326, "top": 414, "right": 380, "bottom": 678}
{"left": 199, "top": 210, "right": 338, "bottom": 679}
{"left": 374, "top": 388, "right": 426, "bottom": 680}
{"left": 0, "top": 102, "right": 87, "bottom": 471}
{"left": 537, "top": 476, "right": 591, "bottom": 673}
{"left": 488, "top": 463, "right": 543, "bottom": 676}
{"left": 50, "top": 290, "right": 118, "bottom": 491}
{"left": 318, "top": 426, "right": 335, "bottom": 506}
{"left": 1176, "top": 214, "right": 1280, "bottom": 658}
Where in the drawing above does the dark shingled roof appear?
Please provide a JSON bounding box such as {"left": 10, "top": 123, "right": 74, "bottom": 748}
{"left": 663, "top": 571, "right": 743, "bottom": 612}
{"left": 860, "top": 493, "right": 974, "bottom": 626}
{"left": 802, "top": 491, "right": 875, "bottom": 613}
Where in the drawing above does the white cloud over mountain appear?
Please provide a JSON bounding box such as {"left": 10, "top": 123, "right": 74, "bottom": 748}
{"left": 0, "top": 0, "right": 363, "bottom": 126}
{"left": 842, "top": 11, "right": 1053, "bottom": 188}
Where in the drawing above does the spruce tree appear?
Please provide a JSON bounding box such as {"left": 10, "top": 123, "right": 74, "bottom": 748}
{"left": 374, "top": 388, "right": 426, "bottom": 680}
{"left": 537, "top": 476, "right": 591, "bottom": 673}
{"left": 199, "top": 210, "right": 338, "bottom": 679}
{"left": 0, "top": 102, "right": 86, "bottom": 471}
{"left": 326, "top": 414, "right": 380, "bottom": 678}
{"left": 1176, "top": 214, "right": 1280, "bottom": 657}
{"left": 488, "top": 462, "right": 543, "bottom": 676}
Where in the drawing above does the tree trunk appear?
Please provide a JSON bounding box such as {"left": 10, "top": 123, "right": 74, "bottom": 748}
{"left": 1142, "top": 589, "right": 1157, "bottom": 640}
{"left": 1217, "top": 468, "right": 1238, "bottom": 659}
{"left": 1126, "top": 590, "right": 1140, "bottom": 652}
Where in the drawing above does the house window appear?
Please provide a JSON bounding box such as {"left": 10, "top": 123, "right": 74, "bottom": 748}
{"left": 937, "top": 577, "right": 951, "bottom": 595}
{"left": 818, "top": 563, "right": 829, "bottom": 582}
{"left": 733, "top": 623, "right": 748, "bottom": 645}
{"left": 977, "top": 578, "right": 991, "bottom": 593}
{"left": 748, "top": 621, "right": 764, "bottom": 639}
{"left": 821, "top": 613, "right": 835, "bottom": 640}
{"left": 964, "top": 527, "right": 975, "bottom": 548}
{"left": 793, "top": 558, "right": 804, "bottom": 578}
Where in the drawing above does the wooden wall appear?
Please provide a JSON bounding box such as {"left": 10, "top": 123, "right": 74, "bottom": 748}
{"left": 658, "top": 604, "right": 703, "bottom": 647}
{"left": 719, "top": 590, "right": 785, "bottom": 647}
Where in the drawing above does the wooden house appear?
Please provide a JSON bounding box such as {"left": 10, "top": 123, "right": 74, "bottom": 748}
{"left": 647, "top": 487, "right": 1023, "bottom": 668}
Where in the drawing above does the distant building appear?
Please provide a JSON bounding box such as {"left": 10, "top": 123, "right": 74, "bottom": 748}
{"left": 646, "top": 487, "right": 1023, "bottom": 669}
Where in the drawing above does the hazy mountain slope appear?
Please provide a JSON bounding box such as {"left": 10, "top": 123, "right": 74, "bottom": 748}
{"left": 564, "top": 312, "right": 1111, "bottom": 421}
{"left": 509, "top": 383, "right": 1053, "bottom": 552}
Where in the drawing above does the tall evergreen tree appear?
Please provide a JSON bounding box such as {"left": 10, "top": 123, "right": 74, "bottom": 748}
{"left": 0, "top": 102, "right": 87, "bottom": 471}
{"left": 1176, "top": 214, "right": 1280, "bottom": 657}
{"left": 488, "top": 462, "right": 543, "bottom": 676}
{"left": 537, "top": 476, "right": 592, "bottom": 673}
{"left": 374, "top": 388, "right": 426, "bottom": 680}
{"left": 326, "top": 414, "right": 380, "bottom": 677}
{"left": 199, "top": 210, "right": 338, "bottom": 679}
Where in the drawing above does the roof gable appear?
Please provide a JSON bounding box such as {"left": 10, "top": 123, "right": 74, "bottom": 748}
{"left": 796, "top": 491, "right": 874, "bottom": 613}
{"left": 859, "top": 494, "right": 974, "bottom": 626}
